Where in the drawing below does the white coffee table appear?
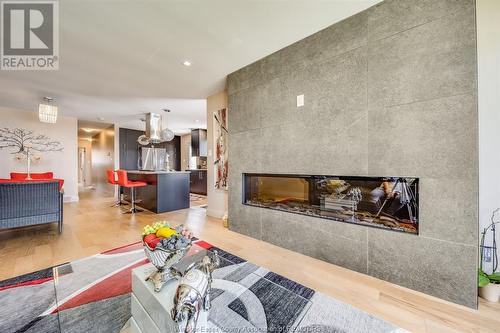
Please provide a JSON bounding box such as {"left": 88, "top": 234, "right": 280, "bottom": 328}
{"left": 130, "top": 247, "right": 209, "bottom": 333}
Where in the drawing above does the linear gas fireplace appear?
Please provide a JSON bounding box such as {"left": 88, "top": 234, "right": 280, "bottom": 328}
{"left": 243, "top": 173, "right": 419, "bottom": 234}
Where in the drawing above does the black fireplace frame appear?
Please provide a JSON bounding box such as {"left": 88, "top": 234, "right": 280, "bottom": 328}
{"left": 242, "top": 173, "right": 419, "bottom": 235}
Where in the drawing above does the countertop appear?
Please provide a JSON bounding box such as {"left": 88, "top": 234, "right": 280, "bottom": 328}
{"left": 127, "top": 170, "right": 191, "bottom": 174}
{"left": 187, "top": 169, "right": 208, "bottom": 171}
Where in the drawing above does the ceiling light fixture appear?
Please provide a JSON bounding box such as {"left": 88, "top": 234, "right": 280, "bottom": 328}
{"left": 38, "top": 97, "right": 58, "bottom": 123}
{"left": 161, "top": 109, "right": 174, "bottom": 141}
{"left": 182, "top": 60, "right": 192, "bottom": 67}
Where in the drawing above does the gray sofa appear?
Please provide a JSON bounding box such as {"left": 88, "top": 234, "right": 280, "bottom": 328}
{"left": 0, "top": 181, "right": 63, "bottom": 233}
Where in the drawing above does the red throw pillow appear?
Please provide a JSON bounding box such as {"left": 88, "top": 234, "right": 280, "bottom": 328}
{"left": 10, "top": 172, "right": 54, "bottom": 180}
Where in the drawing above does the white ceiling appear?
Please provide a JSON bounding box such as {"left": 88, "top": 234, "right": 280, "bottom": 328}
{"left": 0, "top": 0, "right": 381, "bottom": 135}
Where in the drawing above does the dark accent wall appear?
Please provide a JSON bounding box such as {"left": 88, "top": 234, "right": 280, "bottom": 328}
{"left": 227, "top": 0, "right": 478, "bottom": 308}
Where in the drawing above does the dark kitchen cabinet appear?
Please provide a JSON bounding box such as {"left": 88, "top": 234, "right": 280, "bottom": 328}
{"left": 191, "top": 129, "right": 207, "bottom": 157}
{"left": 155, "top": 136, "right": 181, "bottom": 171}
{"left": 190, "top": 170, "right": 207, "bottom": 195}
{"left": 119, "top": 128, "right": 181, "bottom": 171}
{"left": 119, "top": 128, "right": 143, "bottom": 170}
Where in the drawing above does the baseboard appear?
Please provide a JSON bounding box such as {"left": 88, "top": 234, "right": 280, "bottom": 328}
{"left": 64, "top": 195, "right": 79, "bottom": 202}
{"left": 206, "top": 208, "right": 226, "bottom": 219}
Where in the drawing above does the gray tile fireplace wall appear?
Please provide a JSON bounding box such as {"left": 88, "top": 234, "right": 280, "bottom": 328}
{"left": 226, "top": 0, "right": 478, "bottom": 308}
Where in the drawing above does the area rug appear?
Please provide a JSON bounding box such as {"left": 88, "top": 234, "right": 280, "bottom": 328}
{"left": 0, "top": 240, "right": 408, "bottom": 333}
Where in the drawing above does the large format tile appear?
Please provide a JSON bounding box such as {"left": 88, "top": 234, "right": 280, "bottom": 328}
{"left": 227, "top": 50, "right": 282, "bottom": 96}
{"left": 280, "top": 209, "right": 368, "bottom": 243}
{"left": 228, "top": 128, "right": 263, "bottom": 175}
{"left": 278, "top": 10, "right": 368, "bottom": 75}
{"left": 258, "top": 77, "right": 290, "bottom": 128}
{"left": 262, "top": 208, "right": 368, "bottom": 274}
{"left": 311, "top": 47, "right": 368, "bottom": 125}
{"left": 368, "top": 0, "right": 474, "bottom": 41}
{"left": 228, "top": 196, "right": 262, "bottom": 240}
{"left": 311, "top": 229, "right": 368, "bottom": 274}
{"left": 367, "top": 93, "right": 478, "bottom": 180}
{"left": 301, "top": 48, "right": 369, "bottom": 175}
{"left": 312, "top": 115, "right": 369, "bottom": 176}
{"left": 228, "top": 85, "right": 262, "bottom": 134}
{"left": 258, "top": 76, "right": 312, "bottom": 129}
{"left": 260, "top": 122, "right": 317, "bottom": 175}
{"left": 368, "top": 5, "right": 476, "bottom": 108}
{"left": 418, "top": 178, "right": 478, "bottom": 245}
{"left": 227, "top": 65, "right": 252, "bottom": 96}
{"left": 367, "top": 228, "right": 477, "bottom": 308}
{"left": 228, "top": 173, "right": 262, "bottom": 240}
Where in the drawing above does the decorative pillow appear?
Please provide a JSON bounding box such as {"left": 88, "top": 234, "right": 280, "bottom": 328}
{"left": 10, "top": 172, "right": 54, "bottom": 180}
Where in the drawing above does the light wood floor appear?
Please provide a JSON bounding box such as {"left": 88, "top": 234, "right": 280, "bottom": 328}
{"left": 0, "top": 191, "right": 499, "bottom": 333}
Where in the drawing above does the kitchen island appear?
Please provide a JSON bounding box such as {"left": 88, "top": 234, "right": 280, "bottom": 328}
{"left": 125, "top": 170, "right": 190, "bottom": 213}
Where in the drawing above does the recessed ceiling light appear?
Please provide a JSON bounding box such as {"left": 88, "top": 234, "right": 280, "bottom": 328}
{"left": 195, "top": 119, "right": 200, "bottom": 122}
{"left": 182, "top": 60, "right": 192, "bottom": 67}
{"left": 97, "top": 117, "right": 105, "bottom": 121}
{"left": 82, "top": 128, "right": 95, "bottom": 133}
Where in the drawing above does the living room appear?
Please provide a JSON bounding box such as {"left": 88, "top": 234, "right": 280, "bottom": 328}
{"left": 1, "top": 0, "right": 499, "bottom": 332}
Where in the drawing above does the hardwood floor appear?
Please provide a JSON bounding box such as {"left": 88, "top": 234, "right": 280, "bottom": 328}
{"left": 0, "top": 191, "right": 499, "bottom": 333}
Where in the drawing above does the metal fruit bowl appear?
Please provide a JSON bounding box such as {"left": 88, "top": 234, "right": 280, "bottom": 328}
{"left": 142, "top": 239, "right": 192, "bottom": 292}
{"left": 143, "top": 241, "right": 191, "bottom": 271}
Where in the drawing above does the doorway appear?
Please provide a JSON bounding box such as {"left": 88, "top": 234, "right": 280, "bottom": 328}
{"left": 78, "top": 147, "right": 86, "bottom": 186}
{"left": 78, "top": 121, "right": 115, "bottom": 196}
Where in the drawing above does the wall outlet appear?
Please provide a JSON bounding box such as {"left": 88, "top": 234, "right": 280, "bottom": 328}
{"left": 296, "top": 94, "right": 304, "bottom": 107}
{"left": 483, "top": 247, "right": 492, "bottom": 262}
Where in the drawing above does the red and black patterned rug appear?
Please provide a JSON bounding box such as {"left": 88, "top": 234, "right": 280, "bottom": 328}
{"left": 0, "top": 240, "right": 407, "bottom": 333}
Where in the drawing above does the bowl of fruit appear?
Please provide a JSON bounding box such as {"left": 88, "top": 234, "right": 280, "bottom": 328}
{"left": 142, "top": 221, "right": 194, "bottom": 292}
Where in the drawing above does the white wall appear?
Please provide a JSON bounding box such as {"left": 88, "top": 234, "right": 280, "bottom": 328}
{"left": 206, "top": 91, "right": 228, "bottom": 218}
{"left": 0, "top": 107, "right": 79, "bottom": 202}
{"left": 91, "top": 126, "right": 115, "bottom": 195}
{"left": 477, "top": 0, "right": 500, "bottom": 273}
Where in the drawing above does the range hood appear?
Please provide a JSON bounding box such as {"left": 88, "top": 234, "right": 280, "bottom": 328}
{"left": 146, "top": 113, "right": 162, "bottom": 143}
{"left": 138, "top": 112, "right": 174, "bottom": 145}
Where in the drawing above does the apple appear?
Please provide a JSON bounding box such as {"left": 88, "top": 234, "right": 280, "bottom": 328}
{"left": 143, "top": 234, "right": 156, "bottom": 244}
{"left": 144, "top": 234, "right": 161, "bottom": 248}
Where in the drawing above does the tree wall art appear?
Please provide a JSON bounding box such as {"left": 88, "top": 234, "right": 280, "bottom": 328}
{"left": 0, "top": 127, "right": 64, "bottom": 155}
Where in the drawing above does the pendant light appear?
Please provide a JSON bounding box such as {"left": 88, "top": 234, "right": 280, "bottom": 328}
{"left": 160, "top": 108, "right": 174, "bottom": 142}
{"left": 39, "top": 97, "right": 58, "bottom": 123}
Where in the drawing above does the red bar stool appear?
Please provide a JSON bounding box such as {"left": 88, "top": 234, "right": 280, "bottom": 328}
{"left": 106, "top": 169, "right": 127, "bottom": 207}
{"left": 116, "top": 169, "right": 147, "bottom": 214}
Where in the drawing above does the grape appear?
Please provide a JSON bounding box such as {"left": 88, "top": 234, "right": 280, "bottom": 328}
{"left": 142, "top": 225, "right": 156, "bottom": 236}
{"left": 142, "top": 221, "right": 170, "bottom": 236}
